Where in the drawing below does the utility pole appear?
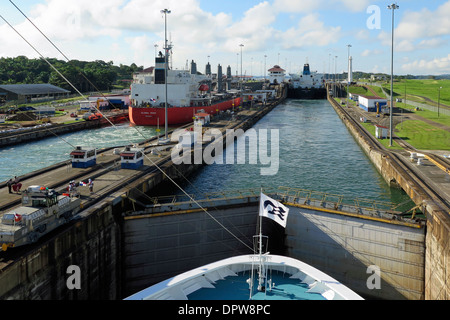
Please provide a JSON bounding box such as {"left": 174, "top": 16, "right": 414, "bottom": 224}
{"left": 388, "top": 3, "right": 399, "bottom": 147}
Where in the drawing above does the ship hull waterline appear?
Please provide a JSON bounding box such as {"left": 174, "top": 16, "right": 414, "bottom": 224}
{"left": 129, "top": 97, "right": 242, "bottom": 126}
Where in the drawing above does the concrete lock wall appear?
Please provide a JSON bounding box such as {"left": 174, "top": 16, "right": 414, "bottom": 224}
{"left": 285, "top": 204, "right": 425, "bottom": 300}
{"left": 122, "top": 196, "right": 426, "bottom": 300}
{"left": 122, "top": 204, "right": 260, "bottom": 298}
{"left": 0, "top": 204, "right": 121, "bottom": 300}
{"left": 328, "top": 95, "right": 450, "bottom": 299}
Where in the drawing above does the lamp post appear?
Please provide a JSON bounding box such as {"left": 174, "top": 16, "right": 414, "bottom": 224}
{"left": 328, "top": 53, "right": 331, "bottom": 82}
{"left": 161, "top": 8, "right": 171, "bottom": 140}
{"left": 388, "top": 3, "right": 399, "bottom": 147}
{"left": 347, "top": 44, "right": 352, "bottom": 107}
{"left": 240, "top": 44, "right": 244, "bottom": 89}
{"left": 334, "top": 55, "right": 338, "bottom": 97}
{"left": 438, "top": 86, "right": 442, "bottom": 117}
{"left": 264, "top": 55, "right": 267, "bottom": 82}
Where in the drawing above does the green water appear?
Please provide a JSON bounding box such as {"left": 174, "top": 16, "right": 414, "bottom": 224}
{"left": 175, "top": 99, "right": 412, "bottom": 208}
{"left": 0, "top": 123, "right": 160, "bottom": 182}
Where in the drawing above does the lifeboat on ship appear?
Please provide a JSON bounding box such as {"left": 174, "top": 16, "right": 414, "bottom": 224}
{"left": 198, "top": 84, "right": 209, "bottom": 92}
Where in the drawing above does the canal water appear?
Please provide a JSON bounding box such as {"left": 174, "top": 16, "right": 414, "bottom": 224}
{"left": 0, "top": 124, "right": 160, "bottom": 182}
{"left": 0, "top": 99, "right": 412, "bottom": 209}
{"left": 174, "top": 99, "right": 412, "bottom": 209}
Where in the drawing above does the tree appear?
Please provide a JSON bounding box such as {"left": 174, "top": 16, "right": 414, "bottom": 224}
{"left": 0, "top": 56, "right": 138, "bottom": 92}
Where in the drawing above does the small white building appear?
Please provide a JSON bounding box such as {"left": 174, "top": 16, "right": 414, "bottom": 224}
{"left": 375, "top": 125, "right": 389, "bottom": 139}
{"left": 194, "top": 112, "right": 211, "bottom": 126}
{"left": 268, "top": 65, "right": 286, "bottom": 84}
{"left": 358, "top": 95, "right": 387, "bottom": 112}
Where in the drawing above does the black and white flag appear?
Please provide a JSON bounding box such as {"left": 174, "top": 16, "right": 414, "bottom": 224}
{"left": 259, "top": 193, "right": 289, "bottom": 228}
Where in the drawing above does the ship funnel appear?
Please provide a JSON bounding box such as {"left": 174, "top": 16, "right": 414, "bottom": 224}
{"left": 191, "top": 60, "right": 197, "bottom": 75}
{"left": 303, "top": 64, "right": 311, "bottom": 76}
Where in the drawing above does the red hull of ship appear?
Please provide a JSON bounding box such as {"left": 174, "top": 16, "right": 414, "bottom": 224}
{"left": 129, "top": 98, "right": 241, "bottom": 126}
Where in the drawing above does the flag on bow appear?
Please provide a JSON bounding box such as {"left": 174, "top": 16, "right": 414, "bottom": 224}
{"left": 259, "top": 193, "right": 289, "bottom": 228}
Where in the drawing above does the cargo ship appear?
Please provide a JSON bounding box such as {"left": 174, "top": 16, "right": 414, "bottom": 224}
{"left": 287, "top": 63, "right": 327, "bottom": 99}
{"left": 129, "top": 52, "right": 241, "bottom": 126}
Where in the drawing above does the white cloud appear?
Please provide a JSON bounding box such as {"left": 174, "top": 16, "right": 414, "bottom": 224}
{"left": 395, "top": 2, "right": 450, "bottom": 40}
{"left": 417, "top": 38, "right": 448, "bottom": 50}
{"left": 273, "top": 0, "right": 322, "bottom": 12}
{"left": 273, "top": 0, "right": 371, "bottom": 13}
{"left": 335, "top": 0, "right": 372, "bottom": 12}
{"left": 375, "top": 2, "right": 450, "bottom": 57}
{"left": 396, "top": 39, "right": 416, "bottom": 52}
{"left": 401, "top": 54, "right": 450, "bottom": 75}
{"left": 280, "top": 14, "right": 341, "bottom": 49}
{"left": 223, "top": 2, "right": 275, "bottom": 52}
{"left": 355, "top": 29, "right": 370, "bottom": 40}
{"left": 361, "top": 49, "right": 383, "bottom": 57}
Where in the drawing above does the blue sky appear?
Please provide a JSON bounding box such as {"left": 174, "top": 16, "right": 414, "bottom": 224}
{"left": 1, "top": 0, "right": 449, "bottom": 76}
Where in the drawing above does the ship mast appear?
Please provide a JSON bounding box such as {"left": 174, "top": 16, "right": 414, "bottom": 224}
{"left": 161, "top": 9, "right": 171, "bottom": 140}
{"left": 256, "top": 190, "right": 267, "bottom": 294}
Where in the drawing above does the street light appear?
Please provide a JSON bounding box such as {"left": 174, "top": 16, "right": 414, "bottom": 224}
{"left": 334, "top": 55, "right": 338, "bottom": 97}
{"left": 240, "top": 44, "right": 244, "bottom": 89}
{"left": 264, "top": 55, "right": 267, "bottom": 82}
{"left": 388, "top": 3, "right": 399, "bottom": 147}
{"left": 161, "top": 8, "right": 171, "bottom": 140}
{"left": 347, "top": 44, "right": 352, "bottom": 107}
{"left": 328, "top": 53, "right": 331, "bottom": 81}
{"left": 438, "top": 86, "right": 442, "bottom": 117}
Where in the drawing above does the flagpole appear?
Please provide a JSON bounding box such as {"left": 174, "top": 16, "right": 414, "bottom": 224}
{"left": 258, "top": 189, "right": 264, "bottom": 293}
{"left": 259, "top": 189, "right": 263, "bottom": 255}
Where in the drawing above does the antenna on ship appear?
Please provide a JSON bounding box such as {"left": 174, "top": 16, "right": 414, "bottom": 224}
{"left": 169, "top": 33, "right": 174, "bottom": 70}
{"left": 161, "top": 8, "right": 171, "bottom": 141}
{"left": 249, "top": 191, "right": 290, "bottom": 299}
{"left": 257, "top": 189, "right": 267, "bottom": 294}
{"left": 248, "top": 188, "right": 270, "bottom": 299}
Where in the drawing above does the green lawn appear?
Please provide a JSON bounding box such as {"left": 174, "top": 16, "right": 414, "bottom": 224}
{"left": 360, "top": 123, "right": 403, "bottom": 150}
{"left": 380, "top": 79, "right": 450, "bottom": 106}
{"left": 343, "top": 82, "right": 450, "bottom": 151}
{"left": 348, "top": 86, "right": 369, "bottom": 95}
{"left": 367, "top": 85, "right": 386, "bottom": 98}
{"left": 396, "top": 102, "right": 450, "bottom": 127}
{"left": 395, "top": 120, "right": 450, "bottom": 151}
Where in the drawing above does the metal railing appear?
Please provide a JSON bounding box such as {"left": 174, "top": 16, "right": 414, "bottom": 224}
{"left": 144, "top": 186, "right": 396, "bottom": 212}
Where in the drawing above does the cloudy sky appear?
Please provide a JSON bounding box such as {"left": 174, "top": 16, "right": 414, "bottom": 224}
{"left": 0, "top": 0, "right": 449, "bottom": 76}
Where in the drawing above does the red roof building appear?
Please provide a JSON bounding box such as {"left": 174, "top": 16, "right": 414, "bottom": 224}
{"left": 268, "top": 65, "right": 286, "bottom": 84}
{"left": 268, "top": 65, "right": 285, "bottom": 73}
